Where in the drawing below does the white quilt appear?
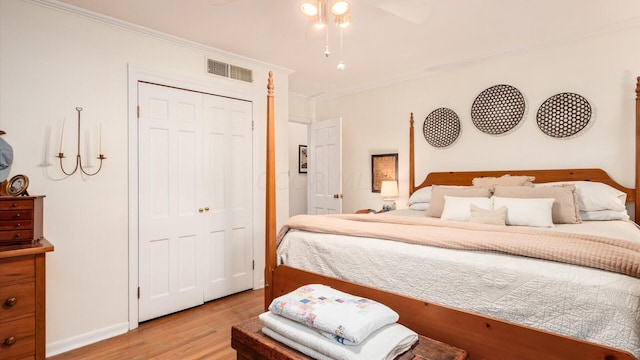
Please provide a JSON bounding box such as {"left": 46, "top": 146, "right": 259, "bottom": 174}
{"left": 277, "top": 218, "right": 640, "bottom": 358}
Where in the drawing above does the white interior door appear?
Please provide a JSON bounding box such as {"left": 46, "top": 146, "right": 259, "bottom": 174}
{"left": 308, "top": 118, "right": 342, "bottom": 214}
{"left": 138, "top": 82, "right": 253, "bottom": 322}
{"left": 202, "top": 95, "right": 253, "bottom": 301}
{"left": 138, "top": 82, "right": 205, "bottom": 322}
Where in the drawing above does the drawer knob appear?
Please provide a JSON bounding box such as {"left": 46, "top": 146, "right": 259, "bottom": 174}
{"left": 4, "top": 297, "right": 17, "bottom": 307}
{"left": 13, "top": 233, "right": 20, "bottom": 238}
{"left": 14, "top": 213, "right": 21, "bottom": 218}
{"left": 3, "top": 336, "right": 16, "bottom": 346}
{"left": 11, "top": 203, "right": 18, "bottom": 207}
{"left": 15, "top": 223, "right": 21, "bottom": 228}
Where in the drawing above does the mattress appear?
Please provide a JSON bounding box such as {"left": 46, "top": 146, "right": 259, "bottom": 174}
{"left": 277, "top": 216, "right": 640, "bottom": 358}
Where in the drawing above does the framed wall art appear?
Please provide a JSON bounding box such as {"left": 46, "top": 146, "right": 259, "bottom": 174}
{"left": 371, "top": 153, "right": 398, "bottom": 193}
{"left": 298, "top": 145, "right": 308, "bottom": 174}
{"left": 6, "top": 174, "right": 29, "bottom": 196}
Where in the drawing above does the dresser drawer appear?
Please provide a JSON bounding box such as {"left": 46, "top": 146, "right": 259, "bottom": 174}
{"left": 0, "top": 221, "right": 33, "bottom": 232}
{"left": 0, "top": 315, "right": 36, "bottom": 359}
{"left": 0, "top": 200, "right": 34, "bottom": 211}
{"left": 0, "top": 230, "right": 35, "bottom": 245}
{"left": 0, "top": 211, "right": 33, "bottom": 221}
{"left": 0, "top": 281, "right": 35, "bottom": 322}
{"left": 0, "top": 257, "right": 34, "bottom": 283}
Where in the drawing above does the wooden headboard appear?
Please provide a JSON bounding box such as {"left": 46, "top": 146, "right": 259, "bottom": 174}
{"left": 409, "top": 76, "right": 640, "bottom": 219}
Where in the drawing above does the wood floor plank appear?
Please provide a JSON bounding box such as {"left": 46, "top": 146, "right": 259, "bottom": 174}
{"left": 49, "top": 289, "right": 264, "bottom": 360}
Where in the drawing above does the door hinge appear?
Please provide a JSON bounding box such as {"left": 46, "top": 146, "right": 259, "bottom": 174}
{"left": 252, "top": 260, "right": 255, "bottom": 270}
{"left": 137, "top": 287, "right": 140, "bottom": 299}
{"left": 252, "top": 120, "right": 254, "bottom": 131}
{"left": 137, "top": 106, "right": 140, "bottom": 119}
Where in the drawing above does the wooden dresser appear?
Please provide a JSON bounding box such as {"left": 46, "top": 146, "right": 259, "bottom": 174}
{"left": 0, "top": 196, "right": 44, "bottom": 245}
{"left": 0, "top": 213, "right": 52, "bottom": 359}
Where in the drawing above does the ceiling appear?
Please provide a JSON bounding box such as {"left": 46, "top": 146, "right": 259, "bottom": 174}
{"left": 57, "top": 0, "right": 639, "bottom": 98}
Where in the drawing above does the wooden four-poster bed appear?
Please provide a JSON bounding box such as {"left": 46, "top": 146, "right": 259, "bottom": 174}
{"left": 263, "top": 72, "right": 640, "bottom": 360}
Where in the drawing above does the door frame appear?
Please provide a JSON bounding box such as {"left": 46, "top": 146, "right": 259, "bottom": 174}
{"left": 127, "top": 64, "right": 255, "bottom": 330}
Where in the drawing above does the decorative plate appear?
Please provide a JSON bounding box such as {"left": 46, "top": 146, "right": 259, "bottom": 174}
{"left": 471, "top": 84, "right": 525, "bottom": 135}
{"left": 536, "top": 92, "right": 592, "bottom": 138}
{"left": 423, "top": 108, "right": 460, "bottom": 148}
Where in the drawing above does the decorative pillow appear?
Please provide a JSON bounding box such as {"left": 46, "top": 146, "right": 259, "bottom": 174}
{"left": 469, "top": 205, "right": 507, "bottom": 225}
{"left": 492, "top": 185, "right": 581, "bottom": 224}
{"left": 492, "top": 196, "right": 555, "bottom": 227}
{"left": 579, "top": 210, "right": 630, "bottom": 221}
{"left": 535, "top": 181, "right": 627, "bottom": 211}
{"left": 408, "top": 186, "right": 432, "bottom": 204}
{"left": 440, "top": 196, "right": 493, "bottom": 222}
{"left": 409, "top": 203, "right": 430, "bottom": 211}
{"left": 472, "top": 174, "right": 535, "bottom": 190}
{"left": 425, "top": 186, "right": 492, "bottom": 218}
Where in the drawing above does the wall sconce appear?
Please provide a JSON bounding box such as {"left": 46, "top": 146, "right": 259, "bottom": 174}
{"left": 380, "top": 180, "right": 398, "bottom": 211}
{"left": 56, "top": 107, "right": 106, "bottom": 176}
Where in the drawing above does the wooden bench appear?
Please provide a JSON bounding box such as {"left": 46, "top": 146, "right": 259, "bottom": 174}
{"left": 231, "top": 317, "right": 468, "bottom": 360}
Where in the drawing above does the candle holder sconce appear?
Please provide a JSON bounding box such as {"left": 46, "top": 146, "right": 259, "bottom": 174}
{"left": 56, "top": 107, "right": 106, "bottom": 176}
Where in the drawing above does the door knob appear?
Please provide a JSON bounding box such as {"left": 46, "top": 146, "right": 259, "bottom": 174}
{"left": 333, "top": 194, "right": 343, "bottom": 199}
{"left": 204, "top": 207, "right": 210, "bottom": 211}
{"left": 198, "top": 208, "right": 204, "bottom": 213}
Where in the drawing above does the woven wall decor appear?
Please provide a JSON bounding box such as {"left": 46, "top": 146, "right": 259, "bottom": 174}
{"left": 471, "top": 84, "right": 525, "bottom": 135}
{"left": 536, "top": 92, "right": 592, "bottom": 138}
{"left": 423, "top": 108, "right": 460, "bottom": 148}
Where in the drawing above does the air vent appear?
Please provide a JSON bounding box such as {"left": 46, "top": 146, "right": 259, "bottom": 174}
{"left": 207, "top": 58, "right": 253, "bottom": 83}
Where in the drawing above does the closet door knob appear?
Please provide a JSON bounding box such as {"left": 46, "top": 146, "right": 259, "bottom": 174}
{"left": 198, "top": 208, "right": 204, "bottom": 213}
{"left": 204, "top": 207, "right": 210, "bottom": 211}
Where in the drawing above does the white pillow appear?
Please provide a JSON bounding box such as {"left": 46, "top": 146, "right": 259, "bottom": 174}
{"left": 492, "top": 196, "right": 555, "bottom": 227}
{"left": 579, "top": 210, "right": 630, "bottom": 221}
{"left": 536, "top": 181, "right": 626, "bottom": 211}
{"left": 441, "top": 196, "right": 493, "bottom": 222}
{"left": 409, "top": 203, "right": 430, "bottom": 211}
{"left": 408, "top": 186, "right": 432, "bottom": 205}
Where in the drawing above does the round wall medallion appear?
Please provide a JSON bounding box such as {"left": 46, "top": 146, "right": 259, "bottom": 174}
{"left": 536, "top": 92, "right": 592, "bottom": 138}
{"left": 423, "top": 108, "right": 460, "bottom": 148}
{"left": 471, "top": 84, "right": 525, "bottom": 135}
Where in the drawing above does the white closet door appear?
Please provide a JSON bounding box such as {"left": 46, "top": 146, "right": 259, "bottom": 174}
{"left": 138, "top": 82, "right": 205, "bottom": 322}
{"left": 202, "top": 95, "right": 254, "bottom": 301}
{"left": 308, "top": 118, "right": 343, "bottom": 214}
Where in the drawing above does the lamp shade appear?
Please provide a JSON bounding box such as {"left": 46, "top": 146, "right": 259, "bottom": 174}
{"left": 380, "top": 180, "right": 398, "bottom": 199}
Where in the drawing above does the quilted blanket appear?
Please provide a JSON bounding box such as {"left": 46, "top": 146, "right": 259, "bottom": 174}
{"left": 277, "top": 214, "right": 640, "bottom": 278}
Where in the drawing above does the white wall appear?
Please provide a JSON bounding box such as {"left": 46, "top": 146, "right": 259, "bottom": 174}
{"left": 0, "top": 0, "right": 290, "bottom": 355}
{"left": 288, "top": 122, "right": 308, "bottom": 216}
{"left": 315, "top": 25, "right": 640, "bottom": 214}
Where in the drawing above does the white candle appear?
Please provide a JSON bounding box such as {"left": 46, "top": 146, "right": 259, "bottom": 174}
{"left": 99, "top": 122, "right": 103, "bottom": 154}
{"left": 59, "top": 118, "right": 65, "bottom": 153}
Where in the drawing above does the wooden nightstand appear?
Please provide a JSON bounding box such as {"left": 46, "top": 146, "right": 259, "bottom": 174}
{"left": 355, "top": 209, "right": 383, "bottom": 214}
{"left": 231, "top": 317, "right": 468, "bottom": 360}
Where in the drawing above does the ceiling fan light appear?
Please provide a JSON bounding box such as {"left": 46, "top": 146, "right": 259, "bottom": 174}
{"left": 300, "top": 2, "right": 318, "bottom": 16}
{"left": 335, "top": 13, "right": 350, "bottom": 28}
{"left": 313, "top": 15, "right": 327, "bottom": 29}
{"left": 330, "top": 1, "right": 350, "bottom": 16}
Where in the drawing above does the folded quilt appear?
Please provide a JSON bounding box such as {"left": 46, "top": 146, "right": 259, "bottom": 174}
{"left": 259, "top": 311, "right": 418, "bottom": 360}
{"left": 268, "top": 284, "right": 399, "bottom": 345}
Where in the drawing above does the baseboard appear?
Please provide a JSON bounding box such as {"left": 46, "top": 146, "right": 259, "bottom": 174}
{"left": 47, "top": 321, "right": 129, "bottom": 357}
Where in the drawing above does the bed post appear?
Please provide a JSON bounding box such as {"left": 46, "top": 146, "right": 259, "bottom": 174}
{"left": 635, "top": 76, "right": 640, "bottom": 223}
{"left": 265, "top": 72, "right": 276, "bottom": 310}
{"left": 409, "top": 113, "right": 415, "bottom": 195}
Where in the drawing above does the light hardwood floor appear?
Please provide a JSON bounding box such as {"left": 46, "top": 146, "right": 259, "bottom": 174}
{"left": 49, "top": 288, "right": 264, "bottom": 360}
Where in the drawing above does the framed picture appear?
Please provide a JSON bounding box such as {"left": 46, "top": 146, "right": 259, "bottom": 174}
{"left": 6, "top": 174, "right": 29, "bottom": 196}
{"left": 298, "top": 145, "right": 308, "bottom": 174}
{"left": 371, "top": 153, "right": 398, "bottom": 192}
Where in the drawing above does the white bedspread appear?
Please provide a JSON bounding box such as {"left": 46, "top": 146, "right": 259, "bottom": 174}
{"left": 277, "top": 217, "right": 640, "bottom": 358}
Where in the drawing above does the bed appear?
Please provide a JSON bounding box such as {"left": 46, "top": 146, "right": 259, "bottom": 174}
{"left": 263, "top": 73, "right": 640, "bottom": 360}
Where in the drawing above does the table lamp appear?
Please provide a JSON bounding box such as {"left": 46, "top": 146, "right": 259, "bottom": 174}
{"left": 380, "top": 180, "right": 398, "bottom": 211}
